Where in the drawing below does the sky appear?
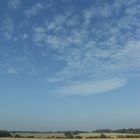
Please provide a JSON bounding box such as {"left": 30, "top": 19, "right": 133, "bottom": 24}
{"left": 0, "top": 0, "right": 140, "bottom": 131}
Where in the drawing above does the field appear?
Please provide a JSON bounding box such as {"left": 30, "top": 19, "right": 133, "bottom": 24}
{"left": 7, "top": 132, "right": 139, "bottom": 138}
{"left": 1, "top": 132, "right": 140, "bottom": 140}
{"left": 1, "top": 138, "right": 140, "bottom": 140}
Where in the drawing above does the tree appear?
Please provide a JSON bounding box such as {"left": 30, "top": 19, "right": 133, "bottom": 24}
{"left": 100, "top": 133, "right": 107, "bottom": 138}
{"left": 0, "top": 130, "right": 11, "bottom": 137}
{"left": 64, "top": 132, "right": 74, "bottom": 138}
{"left": 14, "top": 134, "right": 21, "bottom": 138}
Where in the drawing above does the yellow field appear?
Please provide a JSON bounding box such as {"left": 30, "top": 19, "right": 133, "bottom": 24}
{"left": 1, "top": 138, "right": 140, "bottom": 140}
{"left": 1, "top": 133, "right": 140, "bottom": 140}
{"left": 12, "top": 133, "right": 64, "bottom": 138}
{"left": 79, "top": 133, "right": 139, "bottom": 138}
{"left": 9, "top": 133, "right": 140, "bottom": 138}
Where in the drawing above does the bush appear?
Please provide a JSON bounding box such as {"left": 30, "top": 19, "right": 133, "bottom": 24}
{"left": 14, "top": 134, "right": 21, "bottom": 138}
{"left": 75, "top": 135, "right": 82, "bottom": 139}
{"left": 99, "top": 133, "right": 107, "bottom": 138}
{"left": 64, "top": 132, "right": 74, "bottom": 138}
{"left": 27, "top": 136, "right": 34, "bottom": 138}
{"left": 116, "top": 135, "right": 140, "bottom": 138}
{"left": 86, "top": 136, "right": 99, "bottom": 139}
{"left": 0, "top": 130, "right": 11, "bottom": 137}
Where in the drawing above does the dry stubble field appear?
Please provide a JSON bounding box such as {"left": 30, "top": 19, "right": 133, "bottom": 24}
{"left": 1, "top": 133, "right": 140, "bottom": 140}
{"left": 1, "top": 138, "right": 140, "bottom": 140}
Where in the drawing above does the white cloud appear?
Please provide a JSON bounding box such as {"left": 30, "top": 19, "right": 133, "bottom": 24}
{"left": 83, "top": 3, "right": 112, "bottom": 27}
{"left": 32, "top": 26, "right": 47, "bottom": 46}
{"left": 2, "top": 0, "right": 140, "bottom": 83}
{"left": 24, "top": 3, "right": 44, "bottom": 17}
{"left": 125, "top": 5, "right": 140, "bottom": 15}
{"left": 66, "top": 15, "right": 80, "bottom": 27}
{"left": 112, "top": 40, "right": 140, "bottom": 70}
{"left": 54, "top": 78, "right": 126, "bottom": 95}
{"left": 7, "top": 68, "right": 18, "bottom": 74}
{"left": 22, "top": 33, "right": 28, "bottom": 40}
{"left": 46, "top": 14, "right": 67, "bottom": 31}
{"left": 2, "top": 18, "right": 14, "bottom": 40}
{"left": 45, "top": 1, "right": 140, "bottom": 82}
{"left": 8, "top": 0, "right": 21, "bottom": 10}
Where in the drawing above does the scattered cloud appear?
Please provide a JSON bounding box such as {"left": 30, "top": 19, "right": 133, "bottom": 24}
{"left": 2, "top": 18, "right": 14, "bottom": 40}
{"left": 1, "top": 0, "right": 140, "bottom": 94}
{"left": 8, "top": 0, "right": 21, "bottom": 10}
{"left": 54, "top": 78, "right": 127, "bottom": 95}
{"left": 22, "top": 33, "right": 28, "bottom": 40}
{"left": 7, "top": 67, "right": 18, "bottom": 74}
{"left": 24, "top": 3, "right": 44, "bottom": 17}
{"left": 83, "top": 3, "right": 112, "bottom": 26}
{"left": 44, "top": 1, "right": 140, "bottom": 82}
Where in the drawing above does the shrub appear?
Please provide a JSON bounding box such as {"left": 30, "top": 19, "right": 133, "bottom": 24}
{"left": 27, "top": 136, "right": 34, "bottom": 138}
{"left": 99, "top": 133, "right": 107, "bottom": 138}
{"left": 75, "top": 135, "right": 82, "bottom": 139}
{"left": 117, "top": 135, "right": 140, "bottom": 138}
{"left": 14, "top": 134, "right": 21, "bottom": 138}
{"left": 64, "top": 132, "right": 74, "bottom": 138}
{"left": 86, "top": 136, "right": 99, "bottom": 139}
{"left": 0, "top": 130, "right": 11, "bottom": 137}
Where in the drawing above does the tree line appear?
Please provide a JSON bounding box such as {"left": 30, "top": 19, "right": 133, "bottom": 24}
{"left": 92, "top": 128, "right": 140, "bottom": 134}
{"left": 0, "top": 130, "right": 11, "bottom": 137}
{"left": 10, "top": 128, "right": 140, "bottom": 134}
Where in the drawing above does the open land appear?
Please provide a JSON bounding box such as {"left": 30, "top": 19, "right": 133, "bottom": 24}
{"left": 1, "top": 133, "right": 140, "bottom": 140}
{"left": 1, "top": 138, "right": 140, "bottom": 140}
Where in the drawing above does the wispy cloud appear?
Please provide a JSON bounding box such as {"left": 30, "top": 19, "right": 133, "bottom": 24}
{"left": 54, "top": 78, "right": 127, "bottom": 95}
{"left": 1, "top": 0, "right": 140, "bottom": 89}
{"left": 8, "top": 0, "right": 21, "bottom": 10}
{"left": 7, "top": 67, "right": 18, "bottom": 74}
{"left": 83, "top": 3, "right": 112, "bottom": 26}
{"left": 24, "top": 3, "right": 44, "bottom": 17}
{"left": 45, "top": 0, "right": 140, "bottom": 82}
{"left": 2, "top": 18, "right": 14, "bottom": 40}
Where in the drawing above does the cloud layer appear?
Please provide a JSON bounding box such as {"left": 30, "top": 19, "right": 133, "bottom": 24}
{"left": 0, "top": 0, "right": 140, "bottom": 95}
{"left": 55, "top": 78, "right": 126, "bottom": 95}
{"left": 8, "top": 0, "right": 21, "bottom": 10}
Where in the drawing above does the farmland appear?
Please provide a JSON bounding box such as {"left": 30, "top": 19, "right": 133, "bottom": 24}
{"left": 11, "top": 132, "right": 140, "bottom": 138}
{"left": 1, "top": 129, "right": 140, "bottom": 140}
{"left": 1, "top": 132, "right": 140, "bottom": 140}
{"left": 1, "top": 138, "right": 140, "bottom": 140}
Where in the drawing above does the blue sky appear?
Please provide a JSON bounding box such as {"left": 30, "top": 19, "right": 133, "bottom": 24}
{"left": 0, "top": 0, "right": 140, "bottom": 131}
